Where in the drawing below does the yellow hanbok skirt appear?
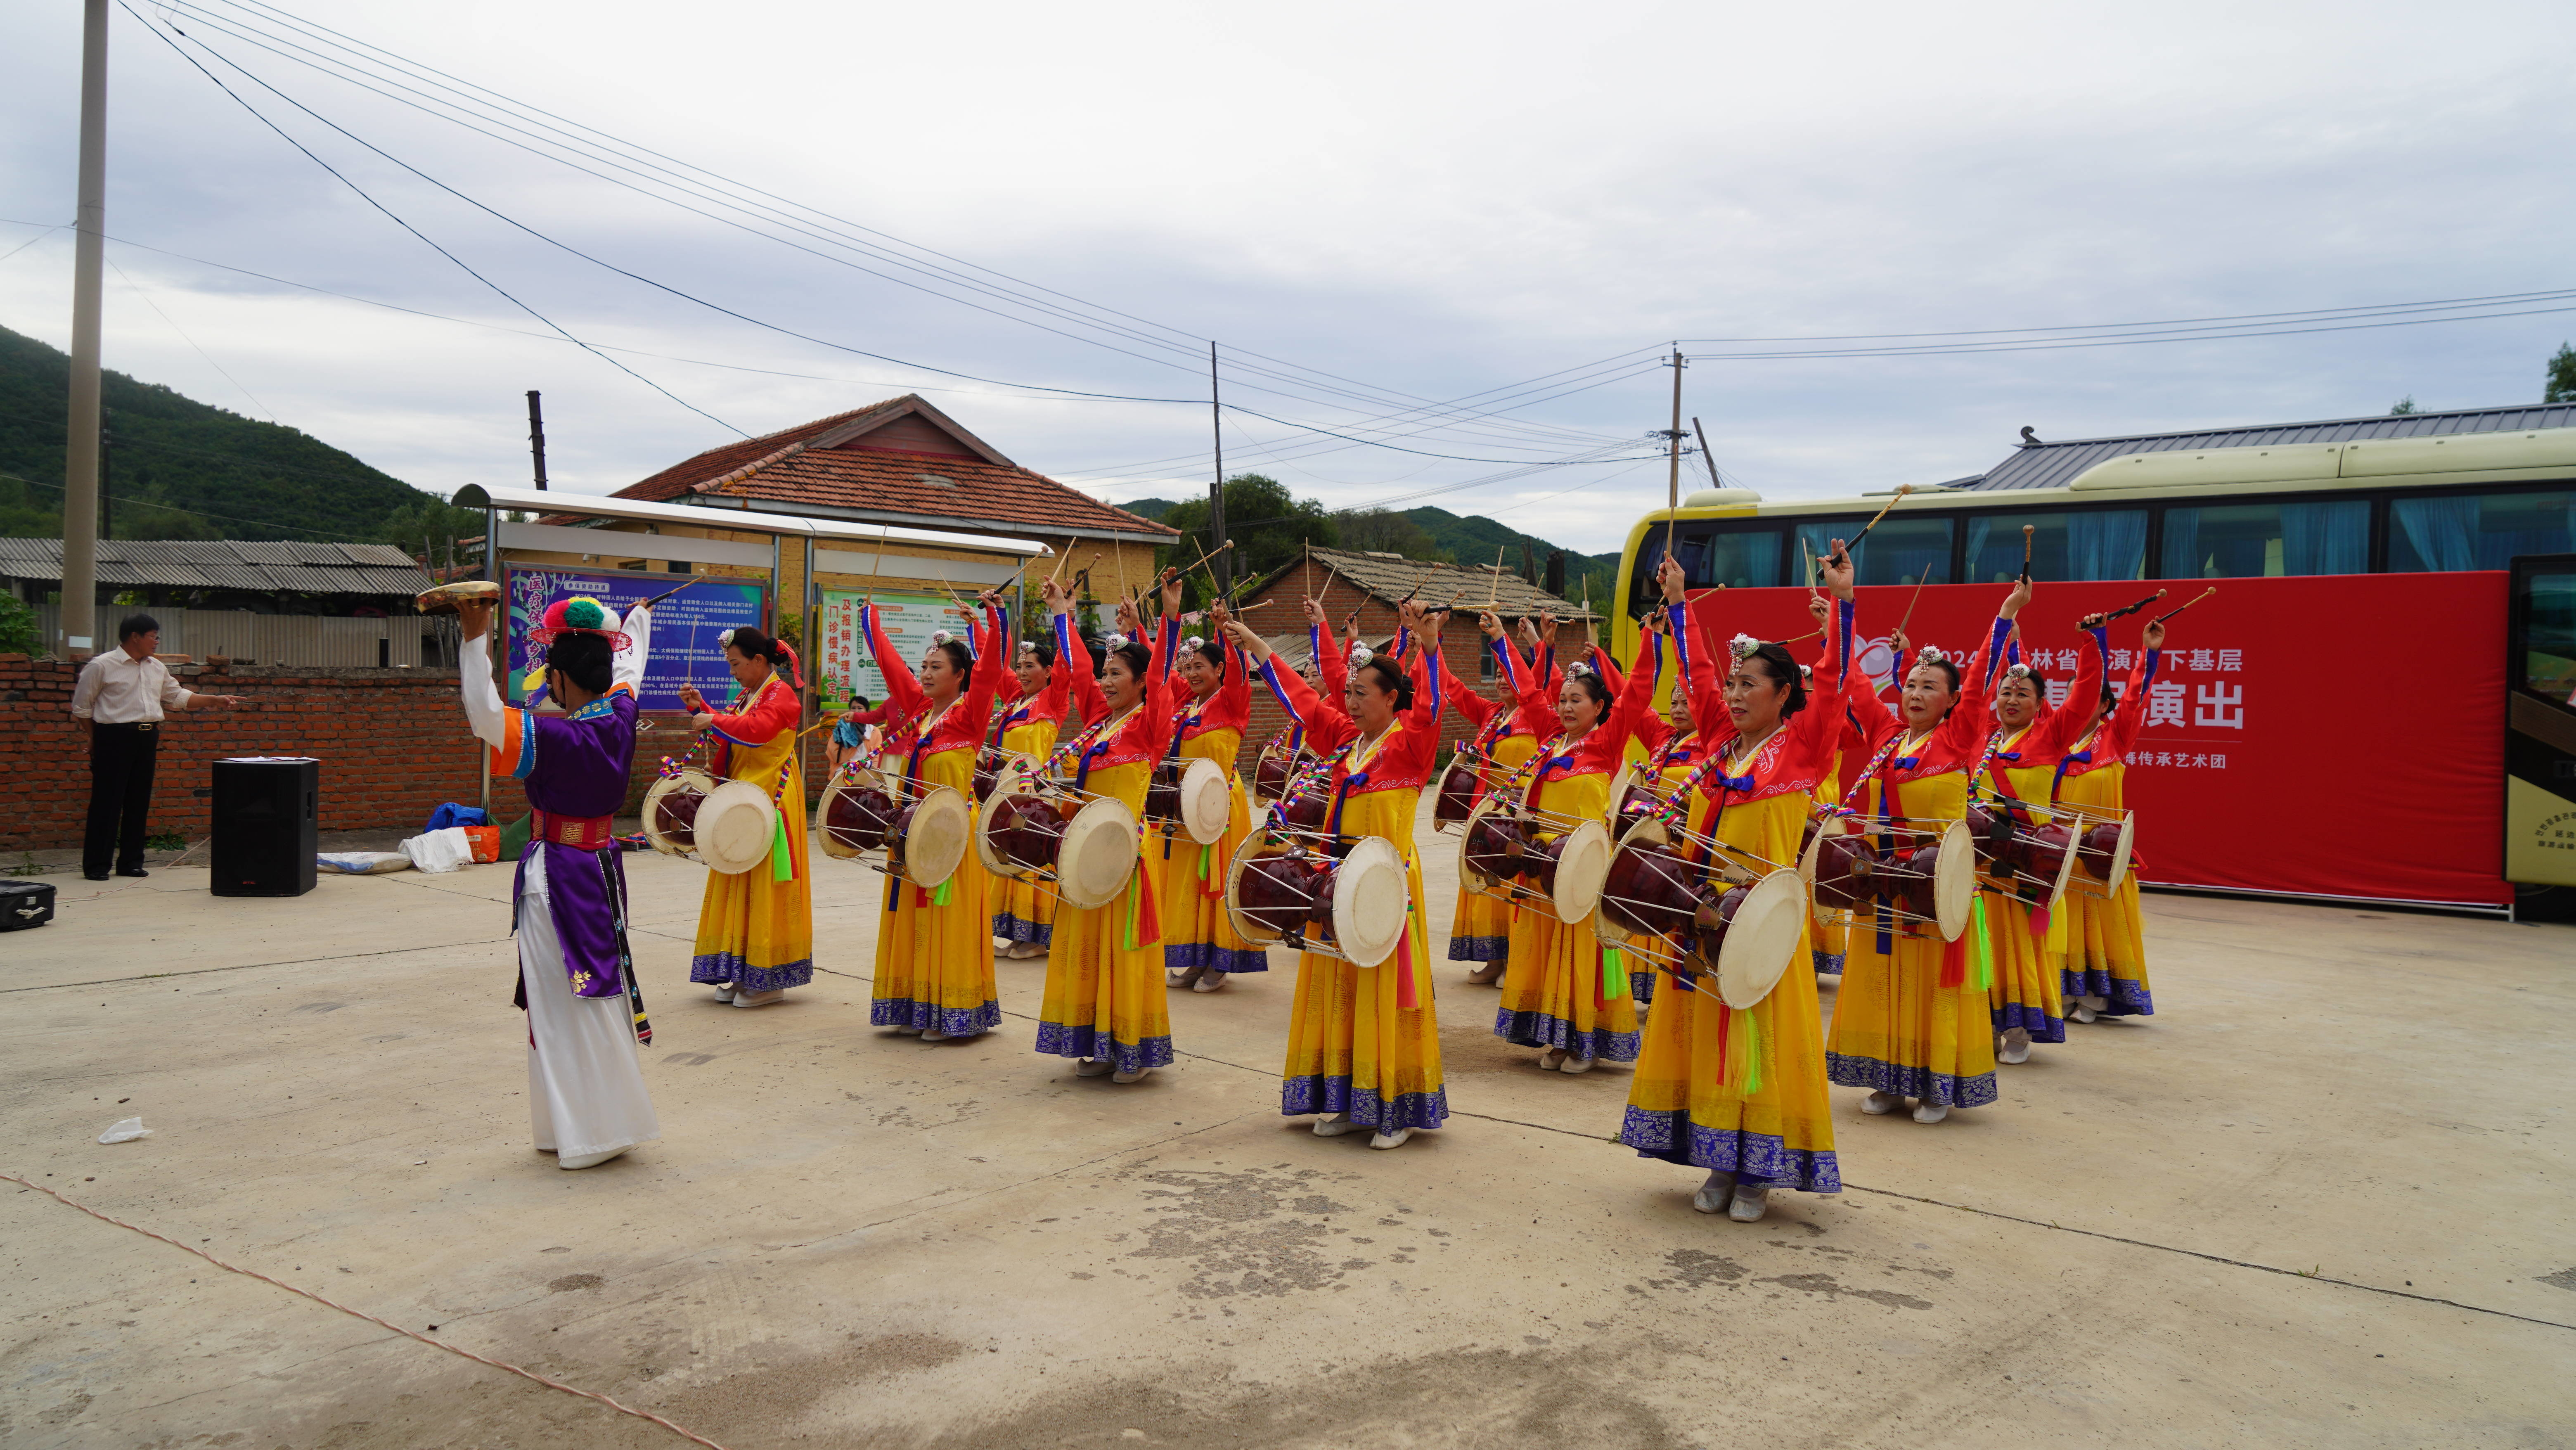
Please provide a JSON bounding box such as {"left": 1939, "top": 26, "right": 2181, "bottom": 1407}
{"left": 1035, "top": 759, "right": 1173, "bottom": 1073}
{"left": 1620, "top": 791, "right": 1837, "bottom": 1191}
{"left": 688, "top": 733, "right": 813, "bottom": 994}
{"left": 1447, "top": 733, "right": 1536, "bottom": 962}
{"left": 1983, "top": 882, "right": 2067, "bottom": 1043}
{"left": 1280, "top": 787, "right": 1445, "bottom": 1129}
{"left": 871, "top": 743, "right": 999, "bottom": 1036}
{"left": 2050, "top": 762, "right": 2154, "bottom": 1016}
{"left": 1823, "top": 771, "right": 1996, "bottom": 1107}
{"left": 1494, "top": 771, "right": 1637, "bottom": 1062}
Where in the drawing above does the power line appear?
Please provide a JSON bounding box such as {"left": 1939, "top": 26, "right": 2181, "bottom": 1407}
{"left": 130, "top": 4, "right": 747, "bottom": 438}
{"left": 162, "top": 0, "right": 1640, "bottom": 455}
{"left": 1676, "top": 287, "right": 2576, "bottom": 344}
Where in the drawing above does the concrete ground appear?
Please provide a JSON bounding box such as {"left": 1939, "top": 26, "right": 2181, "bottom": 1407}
{"left": 3, "top": 796, "right": 2571, "bottom": 1450}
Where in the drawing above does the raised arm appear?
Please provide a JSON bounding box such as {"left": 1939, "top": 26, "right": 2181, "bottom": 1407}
{"left": 611, "top": 602, "right": 652, "bottom": 698}
{"left": 1227, "top": 619, "right": 1357, "bottom": 752}
{"left": 1045, "top": 585, "right": 1106, "bottom": 727}
{"left": 2101, "top": 620, "right": 2165, "bottom": 759}
{"left": 862, "top": 601, "right": 928, "bottom": 720}
{"left": 2031, "top": 616, "right": 2106, "bottom": 756}
{"left": 1484, "top": 609, "right": 1554, "bottom": 724}
{"left": 962, "top": 600, "right": 1007, "bottom": 732}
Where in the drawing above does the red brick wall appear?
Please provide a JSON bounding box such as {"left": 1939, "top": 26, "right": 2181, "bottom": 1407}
{"left": 0, "top": 655, "right": 849, "bottom": 853}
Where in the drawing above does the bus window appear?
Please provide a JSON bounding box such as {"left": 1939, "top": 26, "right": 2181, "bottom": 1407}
{"left": 2160, "top": 500, "right": 2368, "bottom": 578}
{"left": 1633, "top": 523, "right": 1783, "bottom": 613}
{"left": 2523, "top": 568, "right": 2576, "bottom": 704}
{"left": 1963, "top": 510, "right": 2147, "bottom": 582}
{"left": 2388, "top": 491, "right": 2576, "bottom": 572}
{"left": 1796, "top": 517, "right": 1951, "bottom": 586}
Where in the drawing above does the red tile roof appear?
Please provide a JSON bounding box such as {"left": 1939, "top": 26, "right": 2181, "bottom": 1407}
{"left": 553, "top": 395, "right": 1174, "bottom": 541}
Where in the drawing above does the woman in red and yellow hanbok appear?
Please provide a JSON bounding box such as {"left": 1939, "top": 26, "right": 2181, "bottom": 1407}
{"left": 1825, "top": 582, "right": 2019, "bottom": 1123}
{"left": 859, "top": 597, "right": 1008, "bottom": 1040}
{"left": 1487, "top": 614, "right": 1658, "bottom": 1072}
{"left": 2051, "top": 618, "right": 2165, "bottom": 1021}
{"left": 1439, "top": 640, "right": 1552, "bottom": 981}
{"left": 1968, "top": 609, "right": 2102, "bottom": 1062}
{"left": 1155, "top": 617, "right": 1267, "bottom": 991}
{"left": 682, "top": 627, "right": 813, "bottom": 1009}
{"left": 1619, "top": 551, "right": 1847, "bottom": 1219}
{"left": 1032, "top": 583, "right": 1175, "bottom": 1082}
{"left": 1229, "top": 602, "right": 1449, "bottom": 1147}
{"left": 989, "top": 635, "right": 1070, "bottom": 958}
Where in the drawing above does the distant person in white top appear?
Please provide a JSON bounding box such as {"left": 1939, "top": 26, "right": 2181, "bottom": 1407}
{"left": 67, "top": 613, "right": 244, "bottom": 881}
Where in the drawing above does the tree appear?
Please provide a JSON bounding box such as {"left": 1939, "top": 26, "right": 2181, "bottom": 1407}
{"left": 1335, "top": 507, "right": 1444, "bottom": 561}
{"left": 1156, "top": 474, "right": 1337, "bottom": 597}
{"left": 2389, "top": 396, "right": 2420, "bottom": 416}
{"left": 2548, "top": 344, "right": 2576, "bottom": 405}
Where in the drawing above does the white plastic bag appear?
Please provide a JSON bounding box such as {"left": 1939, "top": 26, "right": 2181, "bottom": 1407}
{"left": 318, "top": 851, "right": 414, "bottom": 875}
{"left": 98, "top": 1116, "right": 152, "bottom": 1144}
{"left": 399, "top": 828, "right": 474, "bottom": 874}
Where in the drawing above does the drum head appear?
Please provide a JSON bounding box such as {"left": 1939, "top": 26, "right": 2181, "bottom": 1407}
{"left": 1715, "top": 869, "right": 1807, "bottom": 1010}
{"left": 1057, "top": 796, "right": 1141, "bottom": 910}
{"left": 1456, "top": 798, "right": 1505, "bottom": 889}
{"left": 2102, "top": 814, "right": 2136, "bottom": 891}
{"left": 976, "top": 791, "right": 1046, "bottom": 880}
{"left": 1797, "top": 813, "right": 1847, "bottom": 886}
{"left": 1223, "top": 839, "right": 1288, "bottom": 948}
{"left": 1177, "top": 757, "right": 1232, "bottom": 846}
{"left": 814, "top": 776, "right": 866, "bottom": 861}
{"left": 1593, "top": 815, "right": 1677, "bottom": 952}
{"left": 1329, "top": 836, "right": 1410, "bottom": 968}
{"left": 415, "top": 579, "right": 501, "bottom": 615}
{"left": 1607, "top": 762, "right": 1637, "bottom": 821}
{"left": 643, "top": 769, "right": 715, "bottom": 858}
{"left": 900, "top": 786, "right": 971, "bottom": 888}
{"left": 697, "top": 779, "right": 780, "bottom": 876}
{"left": 1932, "top": 818, "right": 1975, "bottom": 941}
{"left": 2039, "top": 819, "right": 2080, "bottom": 907}
{"left": 1550, "top": 820, "right": 1614, "bottom": 924}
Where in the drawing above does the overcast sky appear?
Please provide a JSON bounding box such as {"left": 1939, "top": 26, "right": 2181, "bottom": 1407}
{"left": 2, "top": 0, "right": 2570, "bottom": 552}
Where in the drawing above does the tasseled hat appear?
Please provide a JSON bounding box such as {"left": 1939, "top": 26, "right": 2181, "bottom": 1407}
{"left": 527, "top": 595, "right": 632, "bottom": 650}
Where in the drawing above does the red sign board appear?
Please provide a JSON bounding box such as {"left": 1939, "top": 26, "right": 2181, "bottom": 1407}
{"left": 1682, "top": 572, "right": 2509, "bottom": 908}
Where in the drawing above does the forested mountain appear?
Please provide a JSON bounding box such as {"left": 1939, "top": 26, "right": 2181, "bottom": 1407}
{"left": 0, "top": 322, "right": 476, "bottom": 546}
{"left": 1116, "top": 492, "right": 1624, "bottom": 602}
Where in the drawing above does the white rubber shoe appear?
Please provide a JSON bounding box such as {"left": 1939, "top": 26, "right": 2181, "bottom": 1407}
{"left": 1998, "top": 1027, "right": 2032, "bottom": 1064}
{"left": 1692, "top": 1171, "right": 1735, "bottom": 1214}
{"left": 1312, "top": 1113, "right": 1364, "bottom": 1137}
{"left": 1912, "top": 1100, "right": 1950, "bottom": 1124}
{"left": 1075, "top": 1058, "right": 1114, "bottom": 1077}
{"left": 1368, "top": 1128, "right": 1413, "bottom": 1150}
{"left": 1862, "top": 1091, "right": 1905, "bottom": 1116}
{"left": 558, "top": 1147, "right": 627, "bottom": 1170}
{"left": 1557, "top": 1053, "right": 1595, "bottom": 1076}
{"left": 732, "top": 989, "right": 785, "bottom": 1009}
{"left": 710, "top": 983, "right": 735, "bottom": 1003}
{"left": 1727, "top": 1185, "right": 1770, "bottom": 1223}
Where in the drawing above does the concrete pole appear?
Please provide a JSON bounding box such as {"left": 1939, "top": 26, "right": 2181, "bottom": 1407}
{"left": 60, "top": 0, "right": 109, "bottom": 654}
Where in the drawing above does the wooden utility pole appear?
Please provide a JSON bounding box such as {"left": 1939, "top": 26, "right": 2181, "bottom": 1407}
{"left": 1662, "top": 348, "right": 1685, "bottom": 559}
{"left": 526, "top": 390, "right": 549, "bottom": 490}
{"left": 1209, "top": 342, "right": 1227, "bottom": 599}
{"left": 60, "top": 0, "right": 109, "bottom": 652}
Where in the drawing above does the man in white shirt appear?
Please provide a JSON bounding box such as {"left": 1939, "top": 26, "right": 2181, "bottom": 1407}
{"left": 68, "top": 613, "right": 244, "bottom": 881}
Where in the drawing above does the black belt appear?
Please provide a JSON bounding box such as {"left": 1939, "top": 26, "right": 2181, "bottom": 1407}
{"left": 95, "top": 720, "right": 160, "bottom": 732}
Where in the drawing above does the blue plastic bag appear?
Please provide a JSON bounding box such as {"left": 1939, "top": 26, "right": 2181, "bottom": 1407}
{"left": 424, "top": 802, "right": 490, "bottom": 832}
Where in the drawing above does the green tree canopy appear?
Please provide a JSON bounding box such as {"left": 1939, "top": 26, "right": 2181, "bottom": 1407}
{"left": 1334, "top": 507, "right": 1446, "bottom": 561}
{"left": 2547, "top": 343, "right": 2576, "bottom": 405}
{"left": 1156, "top": 474, "right": 1336, "bottom": 599}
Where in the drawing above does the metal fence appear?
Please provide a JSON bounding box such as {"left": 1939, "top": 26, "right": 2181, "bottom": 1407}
{"left": 32, "top": 605, "right": 441, "bottom": 668}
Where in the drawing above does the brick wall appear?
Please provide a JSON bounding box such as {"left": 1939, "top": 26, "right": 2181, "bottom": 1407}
{"left": 0, "top": 655, "right": 854, "bottom": 853}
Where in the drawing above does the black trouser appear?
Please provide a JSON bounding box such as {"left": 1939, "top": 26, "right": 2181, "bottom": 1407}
{"left": 83, "top": 722, "right": 161, "bottom": 875}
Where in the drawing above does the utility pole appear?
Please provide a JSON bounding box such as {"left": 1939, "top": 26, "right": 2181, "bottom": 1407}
{"left": 526, "top": 390, "right": 549, "bottom": 490}
{"left": 60, "top": 0, "right": 109, "bottom": 654}
{"left": 1208, "top": 342, "right": 1227, "bottom": 600}
{"left": 1661, "top": 348, "right": 1685, "bottom": 561}
{"left": 98, "top": 412, "right": 112, "bottom": 542}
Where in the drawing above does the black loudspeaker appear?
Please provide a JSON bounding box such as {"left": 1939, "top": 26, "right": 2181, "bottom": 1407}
{"left": 211, "top": 757, "right": 320, "bottom": 898}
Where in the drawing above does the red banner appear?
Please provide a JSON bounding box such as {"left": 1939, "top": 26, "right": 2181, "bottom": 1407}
{"left": 1681, "top": 572, "right": 2509, "bottom": 907}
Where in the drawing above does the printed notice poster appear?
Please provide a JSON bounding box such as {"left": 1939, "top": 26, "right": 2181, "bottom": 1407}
{"left": 504, "top": 566, "right": 767, "bottom": 711}
{"left": 816, "top": 589, "right": 956, "bottom": 707}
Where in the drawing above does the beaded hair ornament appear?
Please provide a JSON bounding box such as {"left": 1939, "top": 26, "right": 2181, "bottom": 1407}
{"left": 1728, "top": 633, "right": 1762, "bottom": 662}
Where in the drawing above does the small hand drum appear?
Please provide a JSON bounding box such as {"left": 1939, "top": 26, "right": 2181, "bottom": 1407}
{"left": 644, "top": 768, "right": 718, "bottom": 859}
{"left": 1224, "top": 834, "right": 1408, "bottom": 967}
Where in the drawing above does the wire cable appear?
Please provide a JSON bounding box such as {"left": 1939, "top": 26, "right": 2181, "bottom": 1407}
{"left": 126, "top": 2, "right": 746, "bottom": 437}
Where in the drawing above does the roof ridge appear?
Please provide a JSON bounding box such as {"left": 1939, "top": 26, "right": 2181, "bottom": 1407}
{"left": 2017, "top": 400, "right": 2576, "bottom": 450}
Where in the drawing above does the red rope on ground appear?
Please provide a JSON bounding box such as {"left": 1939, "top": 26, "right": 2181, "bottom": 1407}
{"left": 2, "top": 1173, "right": 730, "bottom": 1450}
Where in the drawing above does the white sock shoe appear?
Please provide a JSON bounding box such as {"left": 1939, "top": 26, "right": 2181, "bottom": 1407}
{"left": 1912, "top": 1100, "right": 1950, "bottom": 1124}
{"left": 1312, "top": 1113, "right": 1364, "bottom": 1137}
{"left": 732, "top": 988, "right": 785, "bottom": 1009}
{"left": 921, "top": 1026, "right": 949, "bottom": 1042}
{"left": 710, "top": 983, "right": 735, "bottom": 1002}
{"left": 1727, "top": 1185, "right": 1770, "bottom": 1222}
{"left": 1862, "top": 1091, "right": 1905, "bottom": 1116}
{"left": 1693, "top": 1170, "right": 1736, "bottom": 1213}
{"left": 558, "top": 1146, "right": 627, "bottom": 1170}
{"left": 1074, "top": 1058, "right": 1113, "bottom": 1077}
{"left": 1998, "top": 1027, "right": 2031, "bottom": 1064}
{"left": 1368, "top": 1127, "right": 1413, "bottom": 1149}
{"left": 1112, "top": 1064, "right": 1154, "bottom": 1084}
{"left": 1557, "top": 1052, "right": 1595, "bottom": 1076}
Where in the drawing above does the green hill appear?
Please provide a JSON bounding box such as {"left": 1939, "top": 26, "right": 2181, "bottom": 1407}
{"left": 0, "top": 321, "right": 474, "bottom": 545}
{"left": 1115, "top": 493, "right": 1619, "bottom": 600}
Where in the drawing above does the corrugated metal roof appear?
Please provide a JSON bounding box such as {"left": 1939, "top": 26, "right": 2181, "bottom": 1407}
{"left": 1245, "top": 547, "right": 1598, "bottom": 620}
{"left": 1966, "top": 403, "right": 2576, "bottom": 492}
{"left": 0, "top": 538, "right": 428, "bottom": 597}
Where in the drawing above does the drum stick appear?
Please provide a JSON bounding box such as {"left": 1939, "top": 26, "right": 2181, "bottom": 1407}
{"left": 1801, "top": 538, "right": 1817, "bottom": 592}
{"left": 1896, "top": 564, "right": 1933, "bottom": 635}
{"left": 1843, "top": 485, "right": 1913, "bottom": 554}
{"left": 1487, "top": 547, "right": 1507, "bottom": 607}
{"left": 2087, "top": 588, "right": 2167, "bottom": 630}
{"left": 635, "top": 573, "right": 711, "bottom": 611}
{"left": 2150, "top": 586, "right": 2216, "bottom": 625}
{"left": 2020, "top": 523, "right": 2035, "bottom": 582}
